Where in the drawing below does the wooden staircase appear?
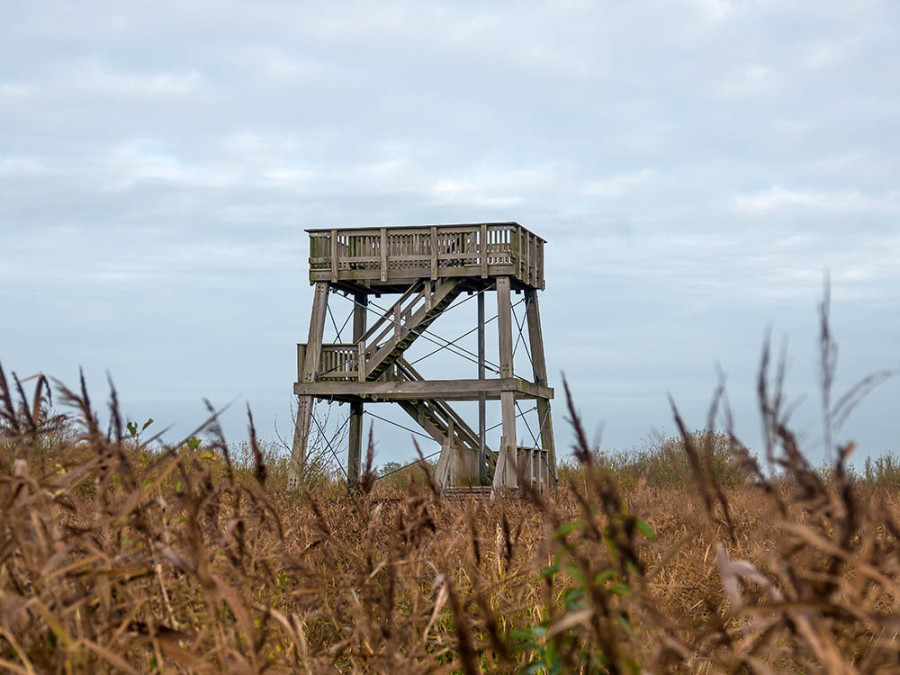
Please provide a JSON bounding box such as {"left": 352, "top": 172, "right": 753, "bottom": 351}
{"left": 392, "top": 358, "right": 496, "bottom": 473}
{"left": 358, "top": 278, "right": 466, "bottom": 381}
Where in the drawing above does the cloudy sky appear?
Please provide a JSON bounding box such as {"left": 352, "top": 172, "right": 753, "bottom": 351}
{"left": 2, "top": 0, "right": 898, "bottom": 468}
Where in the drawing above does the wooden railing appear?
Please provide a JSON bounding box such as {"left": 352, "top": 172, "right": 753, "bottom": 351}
{"left": 308, "top": 222, "right": 545, "bottom": 289}
{"left": 297, "top": 344, "right": 360, "bottom": 381}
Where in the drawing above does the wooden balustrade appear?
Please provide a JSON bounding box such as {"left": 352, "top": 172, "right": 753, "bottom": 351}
{"left": 315, "top": 344, "right": 359, "bottom": 380}
{"left": 308, "top": 222, "right": 545, "bottom": 290}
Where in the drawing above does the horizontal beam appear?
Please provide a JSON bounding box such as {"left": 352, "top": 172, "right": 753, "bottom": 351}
{"left": 293, "top": 378, "right": 553, "bottom": 402}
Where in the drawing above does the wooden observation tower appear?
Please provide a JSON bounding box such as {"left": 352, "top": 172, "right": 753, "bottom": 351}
{"left": 288, "top": 223, "right": 556, "bottom": 494}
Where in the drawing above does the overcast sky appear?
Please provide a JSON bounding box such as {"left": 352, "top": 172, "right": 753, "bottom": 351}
{"left": 2, "top": 0, "right": 898, "bottom": 469}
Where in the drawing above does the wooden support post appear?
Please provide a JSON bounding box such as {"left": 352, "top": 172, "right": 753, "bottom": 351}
{"left": 288, "top": 282, "right": 330, "bottom": 491}
{"left": 477, "top": 290, "right": 487, "bottom": 485}
{"left": 348, "top": 292, "right": 367, "bottom": 487}
{"left": 525, "top": 288, "right": 556, "bottom": 481}
{"left": 496, "top": 276, "right": 517, "bottom": 488}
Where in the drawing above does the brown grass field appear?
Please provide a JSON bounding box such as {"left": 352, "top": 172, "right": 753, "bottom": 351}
{"left": 2, "top": 328, "right": 900, "bottom": 673}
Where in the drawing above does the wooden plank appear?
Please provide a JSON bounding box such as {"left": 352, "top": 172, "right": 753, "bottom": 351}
{"left": 526, "top": 232, "right": 532, "bottom": 286}
{"left": 430, "top": 226, "right": 437, "bottom": 280}
{"left": 380, "top": 227, "right": 387, "bottom": 282}
{"left": 500, "top": 391, "right": 517, "bottom": 486}
{"left": 293, "top": 378, "right": 553, "bottom": 401}
{"left": 310, "top": 264, "right": 532, "bottom": 287}
{"left": 296, "top": 344, "right": 306, "bottom": 382}
{"left": 525, "top": 288, "right": 556, "bottom": 480}
{"left": 496, "top": 276, "right": 513, "bottom": 379}
{"left": 330, "top": 230, "right": 338, "bottom": 283}
{"left": 492, "top": 435, "right": 517, "bottom": 490}
{"left": 302, "top": 282, "right": 329, "bottom": 382}
{"left": 480, "top": 223, "right": 488, "bottom": 278}
{"left": 434, "top": 441, "right": 451, "bottom": 491}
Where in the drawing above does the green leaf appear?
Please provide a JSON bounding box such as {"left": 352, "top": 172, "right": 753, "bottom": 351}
{"left": 609, "top": 583, "right": 631, "bottom": 597}
{"left": 594, "top": 570, "right": 616, "bottom": 585}
{"left": 562, "top": 587, "right": 585, "bottom": 610}
{"left": 142, "top": 418, "right": 154, "bottom": 432}
{"left": 635, "top": 518, "right": 657, "bottom": 542}
{"left": 553, "top": 520, "right": 582, "bottom": 539}
{"left": 539, "top": 562, "right": 560, "bottom": 580}
{"left": 565, "top": 562, "right": 586, "bottom": 584}
{"left": 512, "top": 641, "right": 539, "bottom": 654}
{"left": 605, "top": 539, "right": 619, "bottom": 559}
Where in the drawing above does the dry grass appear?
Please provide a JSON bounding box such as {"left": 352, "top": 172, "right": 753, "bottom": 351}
{"left": 2, "top": 309, "right": 899, "bottom": 672}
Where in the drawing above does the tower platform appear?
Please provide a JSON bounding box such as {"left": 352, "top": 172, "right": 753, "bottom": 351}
{"left": 289, "top": 222, "right": 555, "bottom": 495}
{"left": 307, "top": 222, "right": 545, "bottom": 293}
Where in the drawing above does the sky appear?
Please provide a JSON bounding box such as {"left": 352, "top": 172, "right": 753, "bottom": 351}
{"left": 2, "top": 0, "right": 899, "bottom": 471}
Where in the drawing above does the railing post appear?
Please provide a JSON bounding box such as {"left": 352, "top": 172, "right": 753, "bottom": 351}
{"left": 430, "top": 226, "right": 438, "bottom": 280}
{"left": 480, "top": 223, "right": 488, "bottom": 278}
{"left": 380, "top": 227, "right": 388, "bottom": 282}
{"left": 330, "top": 230, "right": 338, "bottom": 283}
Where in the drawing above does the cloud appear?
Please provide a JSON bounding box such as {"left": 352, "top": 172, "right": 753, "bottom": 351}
{"left": 734, "top": 186, "right": 900, "bottom": 215}
{"left": 261, "top": 167, "right": 315, "bottom": 190}
{"left": 247, "top": 49, "right": 329, "bottom": 81}
{"left": 3, "top": 0, "right": 900, "bottom": 459}
{"left": 718, "top": 63, "right": 771, "bottom": 97}
{"left": 582, "top": 169, "right": 657, "bottom": 198}
{"left": 430, "top": 179, "right": 522, "bottom": 208}
{"left": 97, "top": 141, "right": 241, "bottom": 190}
{"left": 0, "top": 84, "right": 37, "bottom": 103}
{"left": 802, "top": 43, "right": 844, "bottom": 70}
{"left": 690, "top": 0, "right": 734, "bottom": 24}
{"left": 0, "top": 157, "right": 46, "bottom": 176}
{"left": 68, "top": 60, "right": 200, "bottom": 98}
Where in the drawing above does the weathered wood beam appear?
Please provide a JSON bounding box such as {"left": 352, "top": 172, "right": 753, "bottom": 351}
{"left": 525, "top": 288, "right": 556, "bottom": 480}
{"left": 293, "top": 378, "right": 553, "bottom": 401}
{"left": 496, "top": 276, "right": 517, "bottom": 489}
{"left": 288, "top": 281, "right": 329, "bottom": 491}
{"left": 347, "top": 292, "right": 367, "bottom": 487}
